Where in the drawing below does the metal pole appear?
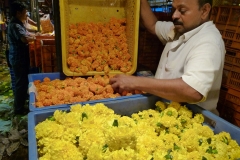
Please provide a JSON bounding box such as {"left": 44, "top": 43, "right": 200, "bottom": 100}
{"left": 53, "top": 0, "right": 62, "bottom": 72}
{"left": 35, "top": 0, "right": 41, "bottom": 32}
{"left": 30, "top": 0, "right": 36, "bottom": 20}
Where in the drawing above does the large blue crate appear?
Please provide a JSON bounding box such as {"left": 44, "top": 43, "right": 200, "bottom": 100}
{"left": 28, "top": 94, "right": 240, "bottom": 160}
{"left": 28, "top": 72, "right": 143, "bottom": 112}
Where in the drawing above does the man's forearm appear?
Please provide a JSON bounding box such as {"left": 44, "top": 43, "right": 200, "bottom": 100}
{"left": 140, "top": 0, "right": 158, "bottom": 35}
{"left": 134, "top": 77, "right": 203, "bottom": 103}
{"left": 21, "top": 36, "right": 35, "bottom": 43}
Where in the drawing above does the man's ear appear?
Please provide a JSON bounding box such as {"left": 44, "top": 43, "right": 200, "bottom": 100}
{"left": 201, "top": 3, "right": 211, "bottom": 20}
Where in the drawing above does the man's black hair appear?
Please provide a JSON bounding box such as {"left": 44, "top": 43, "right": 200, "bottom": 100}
{"left": 10, "top": 1, "right": 27, "bottom": 17}
{"left": 198, "top": 0, "right": 212, "bottom": 8}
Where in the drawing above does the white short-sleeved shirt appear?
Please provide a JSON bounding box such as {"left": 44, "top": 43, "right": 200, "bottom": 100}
{"left": 155, "top": 21, "right": 225, "bottom": 112}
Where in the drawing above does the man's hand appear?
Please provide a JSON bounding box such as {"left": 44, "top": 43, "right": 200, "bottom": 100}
{"left": 109, "top": 74, "right": 137, "bottom": 94}
{"left": 35, "top": 32, "right": 51, "bottom": 36}
{"left": 35, "top": 32, "right": 41, "bottom": 36}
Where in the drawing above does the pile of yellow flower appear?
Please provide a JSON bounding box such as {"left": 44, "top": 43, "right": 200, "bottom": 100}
{"left": 35, "top": 101, "right": 240, "bottom": 160}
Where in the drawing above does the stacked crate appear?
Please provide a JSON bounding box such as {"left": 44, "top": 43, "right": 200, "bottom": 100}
{"left": 40, "top": 39, "right": 57, "bottom": 72}
{"left": 138, "top": 26, "right": 164, "bottom": 73}
{"left": 29, "top": 36, "right": 55, "bottom": 71}
{"left": 138, "top": 12, "right": 172, "bottom": 73}
{"left": 212, "top": 5, "right": 240, "bottom": 127}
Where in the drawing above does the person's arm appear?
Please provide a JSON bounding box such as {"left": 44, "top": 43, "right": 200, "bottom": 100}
{"left": 21, "top": 29, "right": 37, "bottom": 43}
{"left": 12, "top": 23, "right": 36, "bottom": 43}
{"left": 21, "top": 32, "right": 52, "bottom": 43}
{"left": 27, "top": 17, "right": 37, "bottom": 26}
{"left": 21, "top": 35, "right": 35, "bottom": 43}
{"left": 110, "top": 75, "right": 203, "bottom": 103}
{"left": 140, "top": 0, "right": 158, "bottom": 35}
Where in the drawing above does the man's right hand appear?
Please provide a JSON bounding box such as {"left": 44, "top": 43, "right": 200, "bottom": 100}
{"left": 110, "top": 74, "right": 137, "bottom": 94}
{"left": 140, "top": 0, "right": 158, "bottom": 35}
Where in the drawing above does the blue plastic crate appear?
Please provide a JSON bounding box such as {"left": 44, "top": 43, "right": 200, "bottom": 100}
{"left": 28, "top": 72, "right": 68, "bottom": 111}
{"left": 28, "top": 72, "right": 143, "bottom": 112}
{"left": 28, "top": 95, "right": 240, "bottom": 160}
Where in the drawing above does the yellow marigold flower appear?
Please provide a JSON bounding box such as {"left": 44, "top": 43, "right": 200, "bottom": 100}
{"left": 79, "top": 129, "right": 106, "bottom": 156}
{"left": 162, "top": 107, "right": 178, "bottom": 118}
{"left": 178, "top": 105, "right": 193, "bottom": 118}
{"left": 230, "top": 148, "right": 240, "bottom": 160}
{"left": 180, "top": 129, "right": 200, "bottom": 152}
{"left": 177, "top": 115, "right": 191, "bottom": 128}
{"left": 42, "top": 139, "right": 83, "bottom": 160}
{"left": 105, "top": 147, "right": 136, "bottom": 160}
{"left": 200, "top": 154, "right": 213, "bottom": 160}
{"left": 186, "top": 151, "right": 202, "bottom": 159}
{"left": 39, "top": 153, "right": 51, "bottom": 160}
{"left": 160, "top": 116, "right": 178, "bottom": 128}
{"left": 160, "top": 133, "right": 180, "bottom": 150}
{"left": 191, "top": 122, "right": 202, "bottom": 129}
{"left": 86, "top": 142, "right": 104, "bottom": 160}
{"left": 139, "top": 109, "right": 160, "bottom": 119}
{"left": 35, "top": 120, "right": 64, "bottom": 140}
{"left": 132, "top": 109, "right": 160, "bottom": 129}
{"left": 169, "top": 121, "right": 182, "bottom": 135}
{"left": 171, "top": 152, "right": 189, "bottom": 160}
{"left": 212, "top": 140, "right": 229, "bottom": 159}
{"left": 106, "top": 127, "right": 136, "bottom": 151}
{"left": 215, "top": 132, "right": 231, "bottom": 145}
{"left": 118, "top": 116, "right": 137, "bottom": 127}
{"left": 70, "top": 104, "right": 82, "bottom": 112}
{"left": 134, "top": 121, "right": 156, "bottom": 137}
{"left": 137, "top": 135, "right": 160, "bottom": 157}
{"left": 192, "top": 113, "right": 204, "bottom": 124}
{"left": 196, "top": 125, "right": 214, "bottom": 138}
{"left": 168, "top": 101, "right": 181, "bottom": 111}
{"left": 229, "top": 139, "right": 240, "bottom": 149}
{"left": 153, "top": 150, "right": 172, "bottom": 160}
{"left": 59, "top": 112, "right": 83, "bottom": 128}
{"left": 155, "top": 101, "right": 166, "bottom": 112}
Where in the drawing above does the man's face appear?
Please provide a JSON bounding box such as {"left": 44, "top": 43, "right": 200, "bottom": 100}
{"left": 18, "top": 9, "right": 28, "bottom": 22}
{"left": 172, "top": 0, "right": 204, "bottom": 34}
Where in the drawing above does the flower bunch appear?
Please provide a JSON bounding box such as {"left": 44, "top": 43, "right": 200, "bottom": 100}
{"left": 33, "top": 75, "right": 142, "bottom": 107}
{"left": 35, "top": 102, "right": 240, "bottom": 160}
{"left": 67, "top": 17, "right": 132, "bottom": 74}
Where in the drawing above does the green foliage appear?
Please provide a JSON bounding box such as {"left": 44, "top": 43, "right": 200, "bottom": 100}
{"left": 0, "top": 49, "right": 14, "bottom": 133}
{"left": 0, "top": 120, "right": 12, "bottom": 134}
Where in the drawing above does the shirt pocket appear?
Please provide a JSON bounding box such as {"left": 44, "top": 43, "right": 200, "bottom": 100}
{"left": 165, "top": 60, "right": 177, "bottom": 72}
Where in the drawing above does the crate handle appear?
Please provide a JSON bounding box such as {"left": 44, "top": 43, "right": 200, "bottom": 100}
{"left": 204, "top": 115, "right": 216, "bottom": 129}
{"left": 226, "top": 51, "right": 236, "bottom": 56}
{"left": 221, "top": 86, "right": 228, "bottom": 91}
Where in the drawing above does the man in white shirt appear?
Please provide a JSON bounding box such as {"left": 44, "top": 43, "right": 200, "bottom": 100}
{"left": 110, "top": 0, "right": 225, "bottom": 114}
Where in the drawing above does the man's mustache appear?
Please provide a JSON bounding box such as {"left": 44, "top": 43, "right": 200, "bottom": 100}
{"left": 173, "top": 19, "right": 183, "bottom": 25}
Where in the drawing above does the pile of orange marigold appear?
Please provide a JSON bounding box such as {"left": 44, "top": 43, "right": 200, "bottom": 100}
{"left": 33, "top": 75, "right": 142, "bottom": 107}
{"left": 67, "top": 17, "right": 132, "bottom": 74}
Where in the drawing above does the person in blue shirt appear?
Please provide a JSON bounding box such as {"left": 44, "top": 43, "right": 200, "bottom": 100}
{"left": 8, "top": 1, "right": 36, "bottom": 115}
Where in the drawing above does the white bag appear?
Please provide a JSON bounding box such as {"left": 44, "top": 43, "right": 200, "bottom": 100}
{"left": 40, "top": 14, "right": 54, "bottom": 33}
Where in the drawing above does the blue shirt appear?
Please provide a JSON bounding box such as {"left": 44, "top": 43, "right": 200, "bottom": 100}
{"left": 8, "top": 17, "right": 30, "bottom": 66}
